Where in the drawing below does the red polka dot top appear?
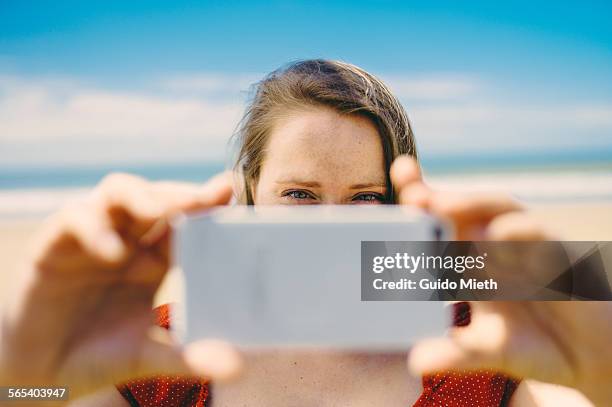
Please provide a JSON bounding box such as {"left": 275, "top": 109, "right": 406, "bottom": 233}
{"left": 117, "top": 302, "right": 519, "bottom": 406}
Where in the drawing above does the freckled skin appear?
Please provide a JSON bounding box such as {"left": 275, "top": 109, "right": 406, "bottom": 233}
{"left": 254, "top": 107, "right": 388, "bottom": 205}
{"left": 213, "top": 107, "right": 421, "bottom": 406}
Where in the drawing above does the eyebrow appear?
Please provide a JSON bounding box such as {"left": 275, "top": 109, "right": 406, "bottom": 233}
{"left": 275, "top": 179, "right": 386, "bottom": 190}
{"left": 275, "top": 179, "right": 322, "bottom": 188}
{"left": 348, "top": 182, "right": 386, "bottom": 190}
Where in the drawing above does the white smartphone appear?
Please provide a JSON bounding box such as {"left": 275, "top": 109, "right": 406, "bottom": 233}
{"left": 172, "top": 205, "right": 450, "bottom": 350}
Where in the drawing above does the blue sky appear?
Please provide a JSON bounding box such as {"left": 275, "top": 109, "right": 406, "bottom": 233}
{"left": 1, "top": 1, "right": 611, "bottom": 166}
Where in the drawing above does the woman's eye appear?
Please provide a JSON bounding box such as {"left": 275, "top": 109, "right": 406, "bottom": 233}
{"left": 284, "top": 190, "right": 314, "bottom": 200}
{"left": 352, "top": 193, "right": 385, "bottom": 203}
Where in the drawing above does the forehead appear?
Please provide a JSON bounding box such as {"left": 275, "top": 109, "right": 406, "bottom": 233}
{"left": 262, "top": 107, "right": 386, "bottom": 182}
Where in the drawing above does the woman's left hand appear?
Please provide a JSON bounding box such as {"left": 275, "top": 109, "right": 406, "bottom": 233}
{"left": 390, "top": 156, "right": 612, "bottom": 406}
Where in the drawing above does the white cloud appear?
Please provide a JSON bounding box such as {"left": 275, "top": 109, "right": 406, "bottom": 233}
{"left": 0, "top": 72, "right": 611, "bottom": 166}
{"left": 408, "top": 103, "right": 612, "bottom": 153}
{"left": 0, "top": 75, "right": 244, "bottom": 165}
{"left": 161, "top": 73, "right": 261, "bottom": 95}
{"left": 0, "top": 76, "right": 244, "bottom": 141}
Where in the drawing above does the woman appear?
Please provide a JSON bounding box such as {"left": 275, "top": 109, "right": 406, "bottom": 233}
{"left": 1, "top": 60, "right": 609, "bottom": 406}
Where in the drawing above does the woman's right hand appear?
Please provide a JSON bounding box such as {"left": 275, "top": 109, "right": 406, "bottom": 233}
{"left": 0, "top": 172, "right": 243, "bottom": 399}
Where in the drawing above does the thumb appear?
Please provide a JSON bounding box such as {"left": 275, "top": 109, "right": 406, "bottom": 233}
{"left": 135, "top": 329, "right": 244, "bottom": 382}
{"left": 390, "top": 155, "right": 423, "bottom": 188}
{"left": 390, "top": 155, "right": 432, "bottom": 208}
{"left": 407, "top": 303, "right": 575, "bottom": 386}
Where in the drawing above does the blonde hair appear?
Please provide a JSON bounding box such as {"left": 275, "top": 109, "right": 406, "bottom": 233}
{"left": 233, "top": 59, "right": 417, "bottom": 204}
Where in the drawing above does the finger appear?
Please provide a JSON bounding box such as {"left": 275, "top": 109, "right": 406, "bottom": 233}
{"left": 142, "top": 172, "right": 234, "bottom": 252}
{"left": 64, "top": 208, "right": 126, "bottom": 263}
{"left": 408, "top": 303, "right": 575, "bottom": 386}
{"left": 153, "top": 171, "right": 234, "bottom": 214}
{"left": 408, "top": 337, "right": 472, "bottom": 373}
{"left": 409, "top": 332, "right": 571, "bottom": 386}
{"left": 121, "top": 248, "right": 168, "bottom": 288}
{"left": 391, "top": 155, "right": 434, "bottom": 209}
{"left": 94, "top": 173, "right": 165, "bottom": 239}
{"left": 486, "top": 212, "right": 553, "bottom": 241}
{"left": 95, "top": 173, "right": 164, "bottom": 219}
{"left": 390, "top": 155, "right": 423, "bottom": 191}
{"left": 197, "top": 170, "right": 235, "bottom": 207}
{"left": 408, "top": 307, "right": 511, "bottom": 375}
{"left": 117, "top": 334, "right": 243, "bottom": 390}
{"left": 67, "top": 332, "right": 239, "bottom": 398}
{"left": 184, "top": 339, "right": 244, "bottom": 381}
{"left": 92, "top": 172, "right": 233, "bottom": 248}
{"left": 33, "top": 204, "right": 126, "bottom": 268}
{"left": 429, "top": 192, "right": 523, "bottom": 225}
{"left": 398, "top": 183, "right": 432, "bottom": 209}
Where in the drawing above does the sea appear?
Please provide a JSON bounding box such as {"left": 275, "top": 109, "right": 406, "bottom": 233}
{"left": 1, "top": 148, "right": 611, "bottom": 219}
